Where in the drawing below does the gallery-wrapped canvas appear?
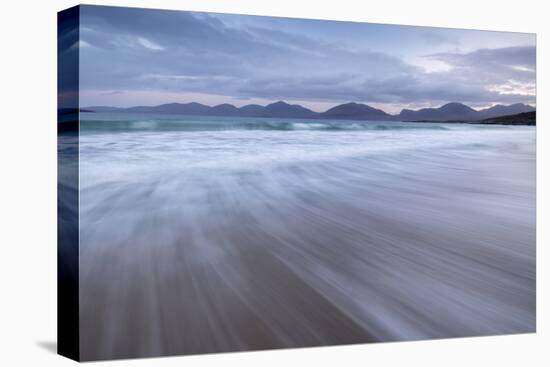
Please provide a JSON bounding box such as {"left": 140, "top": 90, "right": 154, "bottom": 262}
{"left": 58, "top": 4, "right": 536, "bottom": 362}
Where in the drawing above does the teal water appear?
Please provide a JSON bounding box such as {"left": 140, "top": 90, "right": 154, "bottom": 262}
{"left": 81, "top": 112, "right": 481, "bottom": 132}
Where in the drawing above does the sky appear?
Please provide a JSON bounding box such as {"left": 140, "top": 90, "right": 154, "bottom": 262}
{"left": 78, "top": 5, "right": 536, "bottom": 113}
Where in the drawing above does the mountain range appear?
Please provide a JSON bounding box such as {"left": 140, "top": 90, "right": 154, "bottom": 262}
{"left": 84, "top": 101, "right": 535, "bottom": 122}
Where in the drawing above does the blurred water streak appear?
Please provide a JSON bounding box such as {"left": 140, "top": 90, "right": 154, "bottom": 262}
{"left": 77, "top": 115, "right": 535, "bottom": 360}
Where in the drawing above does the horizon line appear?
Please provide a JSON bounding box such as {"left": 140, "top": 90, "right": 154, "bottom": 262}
{"left": 82, "top": 100, "right": 537, "bottom": 116}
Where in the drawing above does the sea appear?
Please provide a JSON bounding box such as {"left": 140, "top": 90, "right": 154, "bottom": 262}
{"left": 76, "top": 112, "right": 536, "bottom": 359}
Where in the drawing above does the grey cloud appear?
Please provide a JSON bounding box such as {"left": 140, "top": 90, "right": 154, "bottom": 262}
{"left": 421, "top": 32, "right": 460, "bottom": 46}
{"left": 433, "top": 46, "right": 535, "bottom": 68}
{"left": 430, "top": 46, "right": 536, "bottom": 82}
{"left": 79, "top": 6, "right": 536, "bottom": 107}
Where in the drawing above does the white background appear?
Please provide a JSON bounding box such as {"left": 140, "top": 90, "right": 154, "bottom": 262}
{"left": 0, "top": 0, "right": 547, "bottom": 365}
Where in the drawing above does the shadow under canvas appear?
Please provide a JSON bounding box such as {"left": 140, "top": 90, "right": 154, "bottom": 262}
{"left": 37, "top": 340, "right": 57, "bottom": 354}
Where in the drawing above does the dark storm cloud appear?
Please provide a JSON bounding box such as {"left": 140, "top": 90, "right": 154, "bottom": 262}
{"left": 79, "top": 6, "right": 536, "bottom": 107}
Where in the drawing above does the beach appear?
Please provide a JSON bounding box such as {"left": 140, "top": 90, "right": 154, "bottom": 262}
{"left": 77, "top": 113, "right": 536, "bottom": 360}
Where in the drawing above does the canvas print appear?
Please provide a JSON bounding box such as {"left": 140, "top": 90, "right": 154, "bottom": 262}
{"left": 58, "top": 4, "right": 536, "bottom": 361}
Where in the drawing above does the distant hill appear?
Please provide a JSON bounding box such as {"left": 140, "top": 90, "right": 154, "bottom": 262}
{"left": 478, "top": 103, "right": 535, "bottom": 119}
{"left": 123, "top": 102, "right": 211, "bottom": 115}
{"left": 83, "top": 101, "right": 535, "bottom": 123}
{"left": 239, "top": 104, "right": 265, "bottom": 117}
{"left": 478, "top": 111, "right": 535, "bottom": 125}
{"left": 211, "top": 103, "right": 240, "bottom": 116}
{"left": 399, "top": 102, "right": 535, "bottom": 122}
{"left": 322, "top": 102, "right": 393, "bottom": 121}
{"left": 262, "top": 101, "right": 318, "bottom": 118}
{"left": 398, "top": 102, "right": 480, "bottom": 121}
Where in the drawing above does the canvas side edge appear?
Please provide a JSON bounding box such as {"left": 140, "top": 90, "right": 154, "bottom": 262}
{"left": 57, "top": 5, "right": 81, "bottom": 362}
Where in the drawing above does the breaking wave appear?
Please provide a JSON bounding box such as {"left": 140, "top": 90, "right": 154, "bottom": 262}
{"left": 80, "top": 114, "right": 456, "bottom": 133}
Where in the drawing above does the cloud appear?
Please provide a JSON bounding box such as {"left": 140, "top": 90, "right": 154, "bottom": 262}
{"left": 78, "top": 6, "right": 536, "bottom": 108}
{"left": 136, "top": 37, "right": 165, "bottom": 51}
{"left": 421, "top": 32, "right": 460, "bottom": 46}
{"left": 429, "top": 46, "right": 535, "bottom": 82}
{"left": 100, "top": 90, "right": 125, "bottom": 95}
